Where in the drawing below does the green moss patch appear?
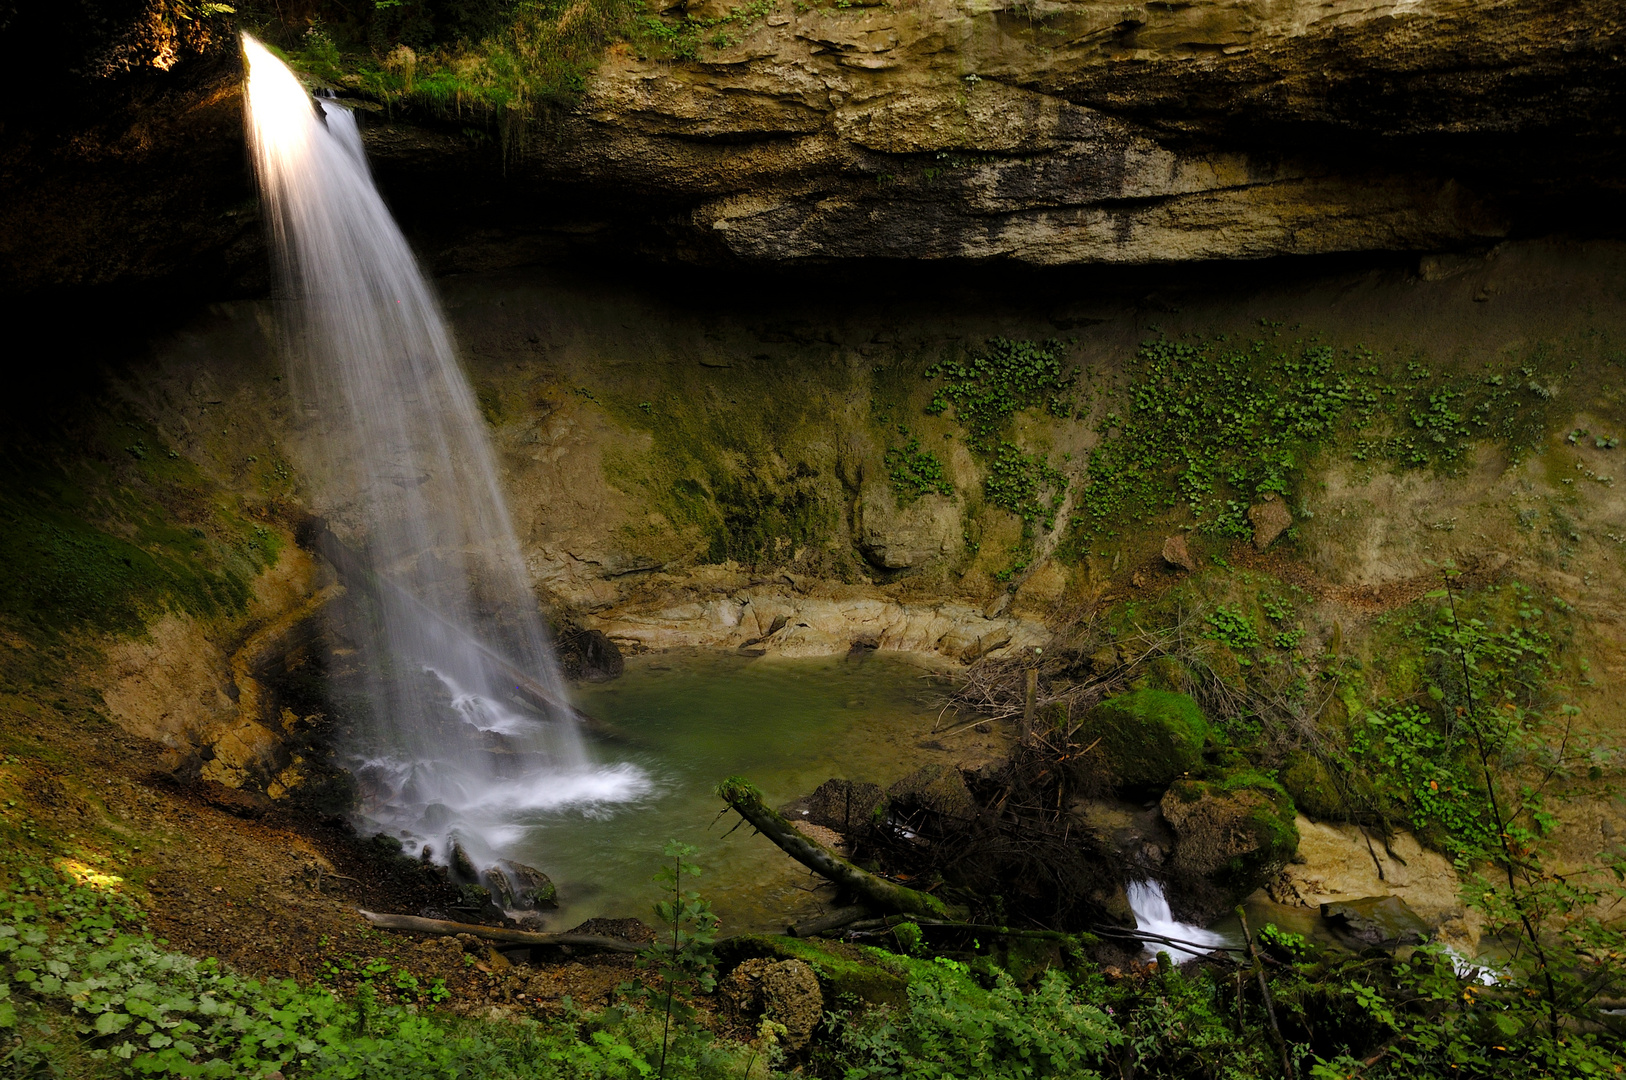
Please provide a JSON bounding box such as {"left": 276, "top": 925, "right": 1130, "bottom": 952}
{"left": 1077, "top": 689, "right": 1212, "bottom": 792}
{"left": 0, "top": 411, "right": 277, "bottom": 643}
{"left": 1280, "top": 749, "right": 1347, "bottom": 820}
{"left": 715, "top": 934, "right": 910, "bottom": 1008}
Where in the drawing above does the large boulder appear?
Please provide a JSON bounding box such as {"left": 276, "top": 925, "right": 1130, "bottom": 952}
{"left": 1320, "top": 896, "right": 1430, "bottom": 948}
{"left": 800, "top": 778, "right": 887, "bottom": 835}
{"left": 1248, "top": 495, "right": 1293, "bottom": 550}
{"left": 719, "top": 958, "right": 824, "bottom": 1050}
{"left": 557, "top": 626, "right": 624, "bottom": 682}
{"left": 1160, "top": 772, "right": 1299, "bottom": 909}
{"left": 1075, "top": 689, "right": 1211, "bottom": 793}
{"left": 483, "top": 860, "right": 559, "bottom": 910}
{"left": 887, "top": 764, "right": 976, "bottom": 821}
{"left": 1279, "top": 749, "right": 1348, "bottom": 820}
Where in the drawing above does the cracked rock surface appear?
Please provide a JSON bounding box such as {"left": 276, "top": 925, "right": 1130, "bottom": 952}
{"left": 463, "top": 0, "right": 1623, "bottom": 265}
{"left": 4, "top": 0, "right": 1625, "bottom": 291}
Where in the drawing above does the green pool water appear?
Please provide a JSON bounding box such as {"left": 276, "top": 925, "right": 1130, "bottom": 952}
{"left": 476, "top": 650, "right": 1398, "bottom": 960}
{"left": 506, "top": 650, "right": 1007, "bottom": 935}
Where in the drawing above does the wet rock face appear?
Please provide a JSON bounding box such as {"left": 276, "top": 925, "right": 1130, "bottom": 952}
{"left": 557, "top": 627, "right": 624, "bottom": 682}
{"left": 856, "top": 485, "right": 961, "bottom": 569}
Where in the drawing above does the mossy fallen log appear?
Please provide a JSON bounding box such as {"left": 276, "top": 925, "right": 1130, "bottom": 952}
{"left": 787, "top": 905, "right": 870, "bottom": 938}
{"left": 357, "top": 909, "right": 642, "bottom": 953}
{"left": 716, "top": 776, "right": 956, "bottom": 921}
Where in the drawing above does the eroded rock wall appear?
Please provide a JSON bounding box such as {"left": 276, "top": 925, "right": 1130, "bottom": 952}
{"left": 5, "top": 0, "right": 1625, "bottom": 293}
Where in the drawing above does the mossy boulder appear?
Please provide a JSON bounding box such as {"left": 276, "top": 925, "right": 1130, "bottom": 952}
{"left": 1076, "top": 689, "right": 1211, "bottom": 793}
{"left": 1144, "top": 656, "right": 1191, "bottom": 693}
{"left": 1160, "top": 771, "right": 1299, "bottom": 909}
{"left": 716, "top": 935, "right": 910, "bottom": 1008}
{"left": 1280, "top": 750, "right": 1348, "bottom": 820}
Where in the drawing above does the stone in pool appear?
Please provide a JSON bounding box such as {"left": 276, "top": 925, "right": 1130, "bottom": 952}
{"left": 797, "top": 778, "right": 885, "bottom": 834}
{"left": 483, "top": 860, "right": 559, "bottom": 910}
{"left": 1320, "top": 896, "right": 1430, "bottom": 947}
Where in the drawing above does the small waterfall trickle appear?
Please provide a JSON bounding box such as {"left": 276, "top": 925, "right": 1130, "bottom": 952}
{"left": 241, "top": 35, "right": 646, "bottom": 875}
{"left": 1126, "top": 880, "right": 1231, "bottom": 961}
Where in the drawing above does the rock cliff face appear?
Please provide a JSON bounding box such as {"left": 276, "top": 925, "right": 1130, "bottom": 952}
{"left": 5, "top": 0, "right": 1625, "bottom": 292}
{"left": 382, "top": 0, "right": 1624, "bottom": 266}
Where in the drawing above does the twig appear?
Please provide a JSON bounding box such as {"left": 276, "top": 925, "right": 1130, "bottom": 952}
{"left": 1237, "top": 906, "right": 1296, "bottom": 1080}
{"left": 1092, "top": 924, "right": 1250, "bottom": 958}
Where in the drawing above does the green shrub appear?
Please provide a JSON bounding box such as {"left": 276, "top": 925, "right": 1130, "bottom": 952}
{"left": 0, "top": 865, "right": 753, "bottom": 1080}
{"left": 826, "top": 957, "right": 1117, "bottom": 1080}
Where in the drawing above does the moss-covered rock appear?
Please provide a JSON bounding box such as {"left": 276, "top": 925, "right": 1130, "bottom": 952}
{"left": 715, "top": 935, "right": 910, "bottom": 1008}
{"left": 1280, "top": 749, "right": 1348, "bottom": 820}
{"left": 1159, "top": 771, "right": 1299, "bottom": 911}
{"left": 1076, "top": 689, "right": 1211, "bottom": 793}
{"left": 1144, "top": 656, "right": 1191, "bottom": 693}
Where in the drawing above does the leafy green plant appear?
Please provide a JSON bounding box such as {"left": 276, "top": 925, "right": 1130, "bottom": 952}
{"left": 827, "top": 958, "right": 1118, "bottom": 1080}
{"left": 1205, "top": 605, "right": 1261, "bottom": 655}
{"left": 984, "top": 443, "right": 1065, "bottom": 527}
{"left": 629, "top": 841, "right": 718, "bottom": 1077}
{"left": 638, "top": 0, "right": 775, "bottom": 61}
{"left": 0, "top": 860, "right": 757, "bottom": 1079}
{"left": 1271, "top": 627, "right": 1305, "bottom": 650}
{"left": 1345, "top": 576, "right": 1625, "bottom": 1058}
{"left": 1073, "top": 332, "right": 1561, "bottom": 542}
{"left": 925, "top": 339, "right": 1077, "bottom": 449}
{"left": 1255, "top": 923, "right": 1308, "bottom": 960}
{"left": 885, "top": 437, "right": 954, "bottom": 500}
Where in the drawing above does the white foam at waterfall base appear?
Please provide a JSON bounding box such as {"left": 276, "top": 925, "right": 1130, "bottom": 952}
{"left": 241, "top": 34, "right": 642, "bottom": 868}
{"left": 1126, "top": 880, "right": 1231, "bottom": 961}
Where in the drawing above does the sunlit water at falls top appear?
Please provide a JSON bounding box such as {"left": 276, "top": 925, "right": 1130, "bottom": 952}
{"left": 241, "top": 35, "right": 644, "bottom": 872}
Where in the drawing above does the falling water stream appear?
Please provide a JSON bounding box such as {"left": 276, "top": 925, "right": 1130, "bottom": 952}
{"left": 241, "top": 36, "right": 646, "bottom": 880}
{"left": 1125, "top": 881, "right": 1234, "bottom": 961}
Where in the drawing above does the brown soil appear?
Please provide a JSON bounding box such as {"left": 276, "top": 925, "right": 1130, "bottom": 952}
{"left": 1107, "top": 538, "right": 1512, "bottom": 618}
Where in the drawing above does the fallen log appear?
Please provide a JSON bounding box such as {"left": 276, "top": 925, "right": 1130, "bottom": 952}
{"left": 716, "top": 777, "right": 956, "bottom": 921}
{"left": 358, "top": 910, "right": 642, "bottom": 953}
{"left": 788, "top": 905, "right": 870, "bottom": 938}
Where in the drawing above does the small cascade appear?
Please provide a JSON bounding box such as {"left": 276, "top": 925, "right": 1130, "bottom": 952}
{"left": 1126, "top": 880, "right": 1230, "bottom": 961}
{"left": 240, "top": 35, "right": 646, "bottom": 875}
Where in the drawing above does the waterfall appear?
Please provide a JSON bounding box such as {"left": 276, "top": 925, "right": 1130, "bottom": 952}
{"left": 241, "top": 35, "right": 644, "bottom": 878}
{"left": 1125, "top": 880, "right": 1230, "bottom": 961}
